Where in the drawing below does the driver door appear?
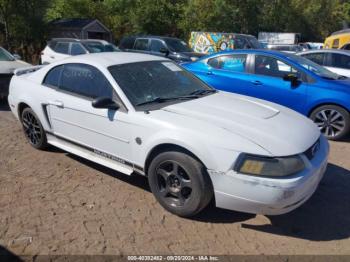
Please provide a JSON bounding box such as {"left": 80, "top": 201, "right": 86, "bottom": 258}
{"left": 44, "top": 63, "right": 132, "bottom": 165}
{"left": 249, "top": 54, "right": 308, "bottom": 113}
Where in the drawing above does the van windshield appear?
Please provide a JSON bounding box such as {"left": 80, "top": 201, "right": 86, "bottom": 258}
{"left": 164, "top": 38, "right": 192, "bottom": 52}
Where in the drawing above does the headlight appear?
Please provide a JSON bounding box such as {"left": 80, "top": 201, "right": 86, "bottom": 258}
{"left": 190, "top": 56, "right": 198, "bottom": 61}
{"left": 234, "top": 154, "right": 305, "bottom": 177}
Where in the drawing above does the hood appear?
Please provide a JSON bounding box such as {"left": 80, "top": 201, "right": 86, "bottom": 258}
{"left": 0, "top": 60, "right": 31, "bottom": 74}
{"left": 172, "top": 52, "right": 205, "bottom": 61}
{"left": 162, "top": 92, "right": 320, "bottom": 156}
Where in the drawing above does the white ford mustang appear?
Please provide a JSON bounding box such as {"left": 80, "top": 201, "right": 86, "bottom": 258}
{"left": 8, "top": 52, "right": 329, "bottom": 217}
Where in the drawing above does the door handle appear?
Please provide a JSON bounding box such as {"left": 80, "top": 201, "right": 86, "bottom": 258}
{"left": 251, "top": 80, "right": 263, "bottom": 85}
{"left": 48, "top": 100, "right": 64, "bottom": 108}
{"left": 50, "top": 56, "right": 55, "bottom": 59}
{"left": 206, "top": 71, "right": 214, "bottom": 75}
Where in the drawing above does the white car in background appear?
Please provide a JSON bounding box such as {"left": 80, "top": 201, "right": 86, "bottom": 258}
{"left": 40, "top": 38, "right": 119, "bottom": 64}
{"left": 8, "top": 53, "right": 329, "bottom": 217}
{"left": 0, "top": 47, "right": 31, "bottom": 100}
{"left": 298, "top": 49, "right": 350, "bottom": 77}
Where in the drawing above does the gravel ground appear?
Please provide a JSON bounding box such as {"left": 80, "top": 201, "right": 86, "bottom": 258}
{"left": 0, "top": 101, "right": 350, "bottom": 256}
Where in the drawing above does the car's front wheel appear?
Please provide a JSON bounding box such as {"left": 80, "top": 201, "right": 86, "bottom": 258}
{"left": 148, "top": 151, "right": 213, "bottom": 217}
{"left": 21, "top": 107, "right": 48, "bottom": 149}
{"left": 310, "top": 105, "right": 350, "bottom": 140}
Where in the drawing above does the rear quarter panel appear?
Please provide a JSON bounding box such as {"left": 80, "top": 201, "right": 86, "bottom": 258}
{"left": 8, "top": 73, "right": 52, "bottom": 131}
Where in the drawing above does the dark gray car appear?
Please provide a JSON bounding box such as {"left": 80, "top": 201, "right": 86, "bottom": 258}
{"left": 118, "top": 36, "right": 205, "bottom": 63}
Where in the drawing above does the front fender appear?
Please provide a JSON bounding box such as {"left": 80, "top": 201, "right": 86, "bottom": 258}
{"left": 136, "top": 130, "right": 243, "bottom": 173}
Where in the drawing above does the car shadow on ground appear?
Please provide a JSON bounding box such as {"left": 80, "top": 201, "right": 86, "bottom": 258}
{"left": 0, "top": 245, "right": 23, "bottom": 262}
{"left": 67, "top": 154, "right": 255, "bottom": 224}
{"left": 0, "top": 100, "right": 10, "bottom": 111}
{"left": 241, "top": 163, "right": 350, "bottom": 241}
{"left": 67, "top": 154, "right": 350, "bottom": 239}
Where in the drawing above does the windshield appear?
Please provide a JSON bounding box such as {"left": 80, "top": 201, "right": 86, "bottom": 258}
{"left": 246, "top": 36, "right": 261, "bottom": 49}
{"left": 288, "top": 53, "right": 340, "bottom": 79}
{"left": 0, "top": 47, "right": 15, "bottom": 61}
{"left": 108, "top": 61, "right": 213, "bottom": 108}
{"left": 83, "top": 42, "right": 119, "bottom": 53}
{"left": 164, "top": 38, "right": 192, "bottom": 52}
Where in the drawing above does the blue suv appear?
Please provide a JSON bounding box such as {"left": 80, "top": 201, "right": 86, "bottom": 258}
{"left": 182, "top": 50, "right": 350, "bottom": 140}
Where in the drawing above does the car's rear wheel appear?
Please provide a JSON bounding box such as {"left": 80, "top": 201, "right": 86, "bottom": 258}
{"left": 148, "top": 151, "right": 213, "bottom": 217}
{"left": 21, "top": 107, "right": 48, "bottom": 149}
{"left": 310, "top": 105, "right": 350, "bottom": 140}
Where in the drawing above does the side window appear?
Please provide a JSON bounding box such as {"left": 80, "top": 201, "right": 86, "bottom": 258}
{"left": 332, "top": 39, "right": 339, "bottom": 49}
{"left": 255, "top": 55, "right": 298, "bottom": 78}
{"left": 70, "top": 43, "right": 86, "bottom": 55}
{"left": 330, "top": 53, "right": 350, "bottom": 69}
{"left": 43, "top": 65, "right": 63, "bottom": 87}
{"left": 150, "top": 40, "right": 165, "bottom": 52}
{"left": 234, "top": 37, "right": 245, "bottom": 49}
{"left": 208, "top": 54, "right": 247, "bottom": 73}
{"left": 302, "top": 53, "right": 325, "bottom": 65}
{"left": 134, "top": 39, "right": 149, "bottom": 51}
{"left": 59, "top": 64, "right": 113, "bottom": 99}
{"left": 54, "top": 42, "right": 70, "bottom": 54}
{"left": 119, "top": 37, "right": 135, "bottom": 49}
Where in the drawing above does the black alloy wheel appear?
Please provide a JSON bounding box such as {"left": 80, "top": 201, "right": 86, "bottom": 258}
{"left": 21, "top": 108, "right": 48, "bottom": 149}
{"left": 148, "top": 151, "right": 213, "bottom": 217}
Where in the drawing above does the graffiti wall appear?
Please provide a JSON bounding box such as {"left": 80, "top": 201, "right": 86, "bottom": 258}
{"left": 189, "top": 32, "right": 240, "bottom": 54}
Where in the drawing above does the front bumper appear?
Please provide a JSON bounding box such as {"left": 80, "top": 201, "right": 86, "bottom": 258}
{"left": 208, "top": 135, "right": 329, "bottom": 215}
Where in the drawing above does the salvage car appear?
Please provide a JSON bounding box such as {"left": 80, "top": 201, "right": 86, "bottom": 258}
{"left": 0, "top": 47, "right": 30, "bottom": 100}
{"left": 182, "top": 50, "right": 350, "bottom": 140}
{"left": 8, "top": 53, "right": 328, "bottom": 217}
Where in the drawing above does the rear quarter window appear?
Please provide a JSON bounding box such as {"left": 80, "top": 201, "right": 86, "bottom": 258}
{"left": 43, "top": 65, "right": 64, "bottom": 87}
{"left": 119, "top": 37, "right": 136, "bottom": 49}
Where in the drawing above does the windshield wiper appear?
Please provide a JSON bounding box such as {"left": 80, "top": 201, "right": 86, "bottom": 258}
{"left": 189, "top": 89, "right": 217, "bottom": 96}
{"left": 136, "top": 95, "right": 199, "bottom": 106}
{"left": 337, "top": 75, "right": 347, "bottom": 80}
{"left": 321, "top": 76, "right": 337, "bottom": 80}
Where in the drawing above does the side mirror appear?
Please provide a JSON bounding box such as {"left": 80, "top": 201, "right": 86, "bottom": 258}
{"left": 13, "top": 54, "right": 21, "bottom": 60}
{"left": 283, "top": 73, "right": 300, "bottom": 87}
{"left": 159, "top": 47, "right": 169, "bottom": 56}
{"left": 92, "top": 97, "right": 120, "bottom": 110}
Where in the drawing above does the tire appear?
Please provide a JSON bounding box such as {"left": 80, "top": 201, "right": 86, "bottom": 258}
{"left": 310, "top": 105, "right": 350, "bottom": 140}
{"left": 21, "top": 107, "right": 48, "bottom": 149}
{"left": 148, "top": 151, "right": 213, "bottom": 217}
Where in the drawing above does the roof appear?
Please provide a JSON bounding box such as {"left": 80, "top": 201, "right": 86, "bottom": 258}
{"left": 298, "top": 49, "right": 350, "bottom": 56}
{"left": 122, "top": 35, "right": 183, "bottom": 41}
{"left": 56, "top": 52, "right": 168, "bottom": 68}
{"left": 50, "top": 18, "right": 97, "bottom": 29}
{"left": 331, "top": 28, "right": 350, "bottom": 36}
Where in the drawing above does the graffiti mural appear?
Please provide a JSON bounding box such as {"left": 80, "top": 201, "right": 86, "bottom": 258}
{"left": 189, "top": 32, "right": 236, "bottom": 54}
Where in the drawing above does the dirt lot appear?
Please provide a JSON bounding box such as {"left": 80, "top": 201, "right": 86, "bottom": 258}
{"left": 0, "top": 101, "right": 350, "bottom": 256}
